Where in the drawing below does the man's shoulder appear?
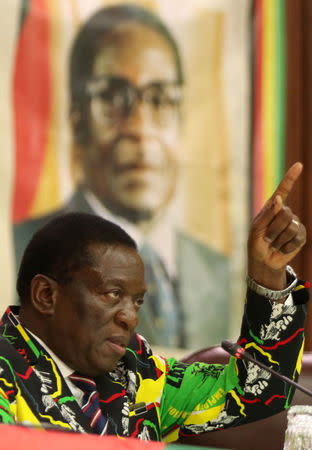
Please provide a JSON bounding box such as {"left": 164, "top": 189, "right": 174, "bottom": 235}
{"left": 13, "top": 209, "right": 63, "bottom": 271}
{"left": 13, "top": 188, "right": 94, "bottom": 234}
{"left": 12, "top": 188, "right": 94, "bottom": 270}
{"left": 14, "top": 210, "right": 59, "bottom": 236}
{"left": 176, "top": 230, "right": 227, "bottom": 263}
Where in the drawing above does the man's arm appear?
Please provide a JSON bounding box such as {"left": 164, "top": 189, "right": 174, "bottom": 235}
{"left": 159, "top": 163, "right": 309, "bottom": 440}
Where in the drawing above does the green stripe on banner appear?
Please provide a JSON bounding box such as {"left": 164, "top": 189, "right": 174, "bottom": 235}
{"left": 275, "top": 0, "right": 286, "bottom": 183}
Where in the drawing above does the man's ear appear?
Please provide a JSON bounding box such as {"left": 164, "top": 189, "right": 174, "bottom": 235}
{"left": 70, "top": 109, "right": 81, "bottom": 134}
{"left": 70, "top": 107, "right": 88, "bottom": 146}
{"left": 30, "top": 274, "right": 58, "bottom": 316}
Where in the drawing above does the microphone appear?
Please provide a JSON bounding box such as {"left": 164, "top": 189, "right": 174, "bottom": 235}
{"left": 221, "top": 339, "right": 312, "bottom": 399}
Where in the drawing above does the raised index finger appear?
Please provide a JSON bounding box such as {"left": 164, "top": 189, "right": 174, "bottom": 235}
{"left": 271, "top": 161, "right": 303, "bottom": 203}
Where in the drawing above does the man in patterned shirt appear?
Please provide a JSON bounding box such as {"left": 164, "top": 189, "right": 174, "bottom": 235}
{"left": 0, "top": 162, "right": 308, "bottom": 440}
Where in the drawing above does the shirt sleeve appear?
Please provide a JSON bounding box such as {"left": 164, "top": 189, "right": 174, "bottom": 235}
{"left": 160, "top": 280, "right": 309, "bottom": 441}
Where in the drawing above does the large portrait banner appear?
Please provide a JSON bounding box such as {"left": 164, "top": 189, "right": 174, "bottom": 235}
{"left": 0, "top": 0, "right": 252, "bottom": 350}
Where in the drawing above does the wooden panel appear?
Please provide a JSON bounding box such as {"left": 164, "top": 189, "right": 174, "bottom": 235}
{"left": 286, "top": 0, "right": 312, "bottom": 349}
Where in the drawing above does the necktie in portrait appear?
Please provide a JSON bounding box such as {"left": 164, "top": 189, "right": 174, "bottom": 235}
{"left": 138, "top": 242, "right": 181, "bottom": 347}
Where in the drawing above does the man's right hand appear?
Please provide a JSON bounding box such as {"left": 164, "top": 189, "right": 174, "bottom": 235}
{"left": 247, "top": 162, "right": 306, "bottom": 293}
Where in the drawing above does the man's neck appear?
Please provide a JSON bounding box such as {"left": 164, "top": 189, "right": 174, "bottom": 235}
{"left": 82, "top": 187, "right": 177, "bottom": 277}
{"left": 83, "top": 188, "right": 151, "bottom": 247}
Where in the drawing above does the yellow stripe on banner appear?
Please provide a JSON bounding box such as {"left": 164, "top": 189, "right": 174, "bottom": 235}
{"left": 69, "top": 0, "right": 80, "bottom": 26}
{"left": 30, "top": 0, "right": 61, "bottom": 217}
{"left": 262, "top": 0, "right": 276, "bottom": 200}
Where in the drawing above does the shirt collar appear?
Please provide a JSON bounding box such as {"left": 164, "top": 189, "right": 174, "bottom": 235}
{"left": 26, "top": 328, "right": 73, "bottom": 379}
{"left": 4, "top": 306, "right": 73, "bottom": 379}
{"left": 83, "top": 188, "right": 144, "bottom": 247}
{"left": 82, "top": 188, "right": 178, "bottom": 277}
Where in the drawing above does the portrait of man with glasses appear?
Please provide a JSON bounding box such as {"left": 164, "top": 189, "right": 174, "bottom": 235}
{"left": 14, "top": 3, "right": 230, "bottom": 349}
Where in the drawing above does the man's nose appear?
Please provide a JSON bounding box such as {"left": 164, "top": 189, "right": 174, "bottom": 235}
{"left": 123, "top": 98, "right": 154, "bottom": 133}
{"left": 115, "top": 298, "right": 138, "bottom": 331}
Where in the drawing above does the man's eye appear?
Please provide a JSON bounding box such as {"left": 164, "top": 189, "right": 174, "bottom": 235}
{"left": 107, "top": 290, "right": 121, "bottom": 300}
{"left": 134, "top": 297, "right": 144, "bottom": 307}
{"left": 98, "top": 90, "right": 116, "bottom": 102}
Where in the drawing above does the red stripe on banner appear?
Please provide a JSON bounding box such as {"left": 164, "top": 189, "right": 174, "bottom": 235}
{"left": 12, "top": 0, "right": 51, "bottom": 223}
{"left": 253, "top": 0, "right": 263, "bottom": 215}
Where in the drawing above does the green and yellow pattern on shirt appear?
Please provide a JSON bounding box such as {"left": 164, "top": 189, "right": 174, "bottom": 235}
{"left": 0, "top": 281, "right": 309, "bottom": 441}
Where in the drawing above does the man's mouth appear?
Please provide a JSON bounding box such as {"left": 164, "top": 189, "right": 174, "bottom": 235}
{"left": 106, "top": 336, "right": 128, "bottom": 356}
{"left": 114, "top": 162, "right": 163, "bottom": 174}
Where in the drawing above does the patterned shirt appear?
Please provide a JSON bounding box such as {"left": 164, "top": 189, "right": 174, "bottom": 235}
{"left": 0, "top": 281, "right": 308, "bottom": 441}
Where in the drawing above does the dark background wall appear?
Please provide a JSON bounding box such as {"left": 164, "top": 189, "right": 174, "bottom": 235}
{"left": 285, "top": 0, "right": 312, "bottom": 349}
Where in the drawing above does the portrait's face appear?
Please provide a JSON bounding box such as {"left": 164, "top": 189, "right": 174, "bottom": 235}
{"left": 50, "top": 243, "right": 146, "bottom": 375}
{"left": 77, "top": 23, "right": 182, "bottom": 223}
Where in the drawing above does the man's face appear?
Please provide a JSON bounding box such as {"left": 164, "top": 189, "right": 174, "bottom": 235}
{"left": 50, "top": 243, "right": 146, "bottom": 376}
{"left": 78, "top": 23, "right": 182, "bottom": 222}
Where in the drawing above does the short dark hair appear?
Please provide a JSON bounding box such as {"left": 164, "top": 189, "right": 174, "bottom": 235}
{"left": 69, "top": 4, "right": 183, "bottom": 143}
{"left": 17, "top": 212, "right": 137, "bottom": 303}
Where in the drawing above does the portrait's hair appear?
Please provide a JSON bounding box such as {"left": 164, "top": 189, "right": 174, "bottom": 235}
{"left": 17, "top": 212, "right": 137, "bottom": 303}
{"left": 69, "top": 3, "right": 183, "bottom": 145}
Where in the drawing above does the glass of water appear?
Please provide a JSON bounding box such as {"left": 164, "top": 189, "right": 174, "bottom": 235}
{"left": 284, "top": 405, "right": 312, "bottom": 449}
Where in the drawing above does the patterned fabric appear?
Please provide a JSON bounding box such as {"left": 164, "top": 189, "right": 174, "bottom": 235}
{"left": 0, "top": 281, "right": 309, "bottom": 442}
{"left": 69, "top": 373, "right": 107, "bottom": 435}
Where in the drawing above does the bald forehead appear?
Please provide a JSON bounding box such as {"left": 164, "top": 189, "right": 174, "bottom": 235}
{"left": 86, "top": 241, "right": 137, "bottom": 261}
{"left": 82, "top": 242, "right": 146, "bottom": 290}
{"left": 85, "top": 243, "right": 142, "bottom": 273}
